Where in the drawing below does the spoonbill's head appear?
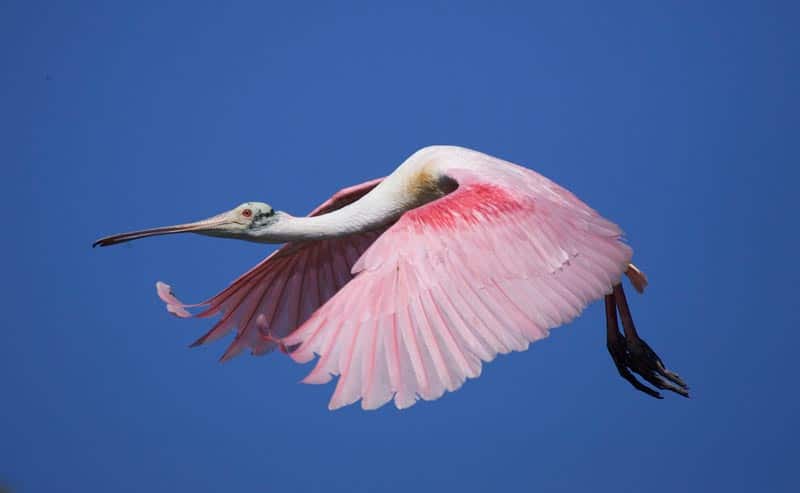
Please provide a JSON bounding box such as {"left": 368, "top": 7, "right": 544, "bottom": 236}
{"left": 93, "top": 202, "right": 275, "bottom": 247}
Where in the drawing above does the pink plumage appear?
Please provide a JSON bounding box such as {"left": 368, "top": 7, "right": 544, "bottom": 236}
{"left": 95, "top": 145, "right": 688, "bottom": 408}
{"left": 156, "top": 179, "right": 386, "bottom": 360}
{"left": 285, "top": 166, "right": 631, "bottom": 409}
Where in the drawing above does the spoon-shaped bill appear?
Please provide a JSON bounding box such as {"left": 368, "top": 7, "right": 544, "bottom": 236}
{"left": 93, "top": 214, "right": 232, "bottom": 247}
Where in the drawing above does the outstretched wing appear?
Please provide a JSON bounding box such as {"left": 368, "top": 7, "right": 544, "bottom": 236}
{"left": 157, "top": 177, "right": 385, "bottom": 361}
{"left": 285, "top": 167, "right": 633, "bottom": 410}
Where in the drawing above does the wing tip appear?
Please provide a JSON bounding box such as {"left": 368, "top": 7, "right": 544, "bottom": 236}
{"left": 302, "top": 369, "right": 333, "bottom": 385}
{"left": 188, "top": 336, "right": 206, "bottom": 348}
{"left": 155, "top": 281, "right": 192, "bottom": 318}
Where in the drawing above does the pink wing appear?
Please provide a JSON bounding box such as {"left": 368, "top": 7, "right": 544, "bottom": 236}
{"left": 285, "top": 167, "right": 633, "bottom": 410}
{"left": 157, "top": 177, "right": 385, "bottom": 361}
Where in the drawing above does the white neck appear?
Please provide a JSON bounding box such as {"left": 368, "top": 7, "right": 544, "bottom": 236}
{"left": 243, "top": 152, "right": 451, "bottom": 244}
{"left": 248, "top": 191, "right": 407, "bottom": 243}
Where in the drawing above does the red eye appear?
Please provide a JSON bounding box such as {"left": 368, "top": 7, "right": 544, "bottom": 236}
{"left": 242, "top": 208, "right": 252, "bottom": 218}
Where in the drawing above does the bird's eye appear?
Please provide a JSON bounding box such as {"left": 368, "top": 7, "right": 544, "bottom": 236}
{"left": 242, "top": 208, "right": 253, "bottom": 218}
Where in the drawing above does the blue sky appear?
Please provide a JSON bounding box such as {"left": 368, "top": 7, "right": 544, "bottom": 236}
{"left": 3, "top": 1, "right": 798, "bottom": 492}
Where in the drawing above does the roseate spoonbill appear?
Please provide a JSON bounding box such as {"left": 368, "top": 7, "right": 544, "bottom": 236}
{"left": 94, "top": 145, "right": 688, "bottom": 409}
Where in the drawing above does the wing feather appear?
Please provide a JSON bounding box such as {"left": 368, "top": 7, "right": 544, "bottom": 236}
{"left": 286, "top": 167, "right": 633, "bottom": 410}
{"left": 362, "top": 315, "right": 393, "bottom": 410}
{"left": 156, "top": 178, "right": 385, "bottom": 359}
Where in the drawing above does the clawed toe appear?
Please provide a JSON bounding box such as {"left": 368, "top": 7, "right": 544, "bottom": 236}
{"left": 607, "top": 335, "right": 663, "bottom": 399}
{"left": 626, "top": 337, "right": 690, "bottom": 398}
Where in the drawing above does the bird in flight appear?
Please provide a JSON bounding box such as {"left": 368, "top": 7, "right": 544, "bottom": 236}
{"left": 95, "top": 145, "right": 688, "bottom": 409}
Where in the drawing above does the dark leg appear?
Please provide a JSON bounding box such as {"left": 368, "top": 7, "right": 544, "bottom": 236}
{"left": 606, "top": 284, "right": 689, "bottom": 398}
{"left": 606, "top": 294, "right": 662, "bottom": 398}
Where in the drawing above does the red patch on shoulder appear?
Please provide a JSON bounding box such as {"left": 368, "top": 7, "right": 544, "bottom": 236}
{"left": 404, "top": 182, "right": 531, "bottom": 231}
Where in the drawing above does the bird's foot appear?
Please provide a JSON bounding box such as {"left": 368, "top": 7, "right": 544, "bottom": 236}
{"left": 605, "top": 286, "right": 689, "bottom": 399}
{"left": 607, "top": 332, "right": 689, "bottom": 399}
